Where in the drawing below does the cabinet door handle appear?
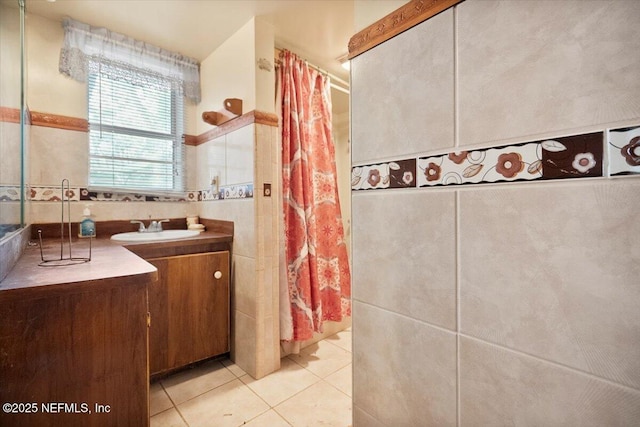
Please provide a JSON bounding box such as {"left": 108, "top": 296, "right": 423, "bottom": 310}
{"left": 214, "top": 271, "right": 223, "bottom": 279}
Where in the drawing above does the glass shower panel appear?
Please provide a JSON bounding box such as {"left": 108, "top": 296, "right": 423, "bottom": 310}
{"left": 0, "top": 0, "right": 26, "bottom": 241}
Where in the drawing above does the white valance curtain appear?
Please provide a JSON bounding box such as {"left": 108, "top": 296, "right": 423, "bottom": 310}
{"left": 59, "top": 17, "right": 201, "bottom": 103}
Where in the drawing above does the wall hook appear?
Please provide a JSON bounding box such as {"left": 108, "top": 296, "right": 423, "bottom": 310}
{"left": 202, "top": 98, "right": 242, "bottom": 126}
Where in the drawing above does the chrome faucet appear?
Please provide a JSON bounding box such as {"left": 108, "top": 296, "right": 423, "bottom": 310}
{"left": 131, "top": 219, "right": 170, "bottom": 233}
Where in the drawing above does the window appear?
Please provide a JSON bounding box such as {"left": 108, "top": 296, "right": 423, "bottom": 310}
{"left": 87, "top": 62, "right": 185, "bottom": 194}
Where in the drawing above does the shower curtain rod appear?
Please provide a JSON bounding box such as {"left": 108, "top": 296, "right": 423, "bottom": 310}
{"left": 274, "top": 47, "right": 350, "bottom": 95}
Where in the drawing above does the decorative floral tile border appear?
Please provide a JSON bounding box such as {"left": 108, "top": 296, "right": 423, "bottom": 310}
{"left": 31, "top": 186, "right": 81, "bottom": 201}
{"left": 418, "top": 143, "right": 542, "bottom": 186}
{"left": 200, "top": 188, "right": 221, "bottom": 201}
{"left": 0, "top": 186, "right": 24, "bottom": 202}
{"left": 79, "top": 189, "right": 191, "bottom": 202}
{"left": 353, "top": 131, "right": 607, "bottom": 191}
{"left": 28, "top": 185, "right": 253, "bottom": 203}
{"left": 220, "top": 184, "right": 253, "bottom": 199}
{"left": 608, "top": 125, "right": 640, "bottom": 176}
{"left": 351, "top": 159, "right": 416, "bottom": 190}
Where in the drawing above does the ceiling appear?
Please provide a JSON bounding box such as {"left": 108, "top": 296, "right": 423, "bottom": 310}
{"left": 11, "top": 0, "right": 356, "bottom": 116}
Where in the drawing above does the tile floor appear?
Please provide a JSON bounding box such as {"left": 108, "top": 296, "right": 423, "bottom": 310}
{"left": 150, "top": 329, "right": 352, "bottom": 427}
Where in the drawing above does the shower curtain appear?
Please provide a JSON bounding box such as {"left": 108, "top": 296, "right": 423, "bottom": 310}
{"left": 277, "top": 50, "right": 351, "bottom": 343}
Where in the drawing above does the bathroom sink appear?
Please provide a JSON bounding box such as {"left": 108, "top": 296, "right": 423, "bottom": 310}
{"left": 111, "top": 229, "right": 200, "bottom": 242}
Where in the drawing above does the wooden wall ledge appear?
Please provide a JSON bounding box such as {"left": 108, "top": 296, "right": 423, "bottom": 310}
{"left": 348, "top": 0, "right": 464, "bottom": 59}
{"left": 193, "top": 110, "right": 278, "bottom": 146}
{"left": 0, "top": 106, "right": 278, "bottom": 147}
{"left": 0, "top": 106, "right": 89, "bottom": 131}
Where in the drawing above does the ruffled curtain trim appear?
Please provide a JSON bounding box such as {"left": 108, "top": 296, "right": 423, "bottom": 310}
{"left": 59, "top": 17, "right": 201, "bottom": 104}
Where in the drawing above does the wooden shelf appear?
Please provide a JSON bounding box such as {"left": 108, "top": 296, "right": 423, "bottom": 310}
{"left": 202, "top": 98, "right": 242, "bottom": 126}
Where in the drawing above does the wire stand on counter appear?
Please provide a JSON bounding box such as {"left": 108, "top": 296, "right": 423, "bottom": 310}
{"left": 38, "top": 179, "right": 92, "bottom": 267}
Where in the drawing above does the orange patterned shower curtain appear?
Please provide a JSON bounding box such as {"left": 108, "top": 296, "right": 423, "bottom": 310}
{"left": 277, "top": 50, "right": 351, "bottom": 342}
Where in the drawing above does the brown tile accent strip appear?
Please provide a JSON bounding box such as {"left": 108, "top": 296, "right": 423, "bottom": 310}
{"left": 195, "top": 109, "right": 278, "bottom": 146}
{"left": 254, "top": 110, "right": 279, "bottom": 127}
{"left": 30, "top": 111, "right": 88, "bottom": 132}
{"left": 1, "top": 106, "right": 87, "bottom": 131}
{"left": 2, "top": 105, "right": 277, "bottom": 145}
{"left": 0, "top": 106, "right": 20, "bottom": 124}
{"left": 348, "top": 0, "right": 464, "bottom": 59}
{"left": 184, "top": 134, "right": 198, "bottom": 146}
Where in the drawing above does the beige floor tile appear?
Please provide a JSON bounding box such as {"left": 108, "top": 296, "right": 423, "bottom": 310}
{"left": 240, "top": 357, "right": 321, "bottom": 406}
{"left": 150, "top": 382, "right": 174, "bottom": 416}
{"left": 288, "top": 340, "right": 352, "bottom": 378}
{"left": 161, "top": 359, "right": 236, "bottom": 404}
{"left": 275, "top": 381, "right": 352, "bottom": 427}
{"left": 325, "top": 330, "right": 352, "bottom": 353}
{"left": 324, "top": 364, "right": 352, "bottom": 397}
{"left": 177, "top": 378, "right": 270, "bottom": 427}
{"left": 221, "top": 358, "right": 247, "bottom": 378}
{"left": 150, "top": 408, "right": 187, "bottom": 427}
{"left": 244, "top": 409, "right": 292, "bottom": 427}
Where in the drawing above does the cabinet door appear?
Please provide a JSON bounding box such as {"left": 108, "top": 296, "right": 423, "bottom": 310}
{"left": 148, "top": 251, "right": 230, "bottom": 374}
{"left": 0, "top": 283, "right": 149, "bottom": 426}
{"left": 147, "top": 257, "right": 170, "bottom": 375}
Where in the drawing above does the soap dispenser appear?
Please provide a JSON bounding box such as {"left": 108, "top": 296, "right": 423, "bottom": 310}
{"left": 79, "top": 204, "right": 96, "bottom": 238}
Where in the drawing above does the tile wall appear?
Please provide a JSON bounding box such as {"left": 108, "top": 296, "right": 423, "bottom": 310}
{"left": 350, "top": 1, "right": 640, "bottom": 425}
{"left": 199, "top": 122, "right": 281, "bottom": 379}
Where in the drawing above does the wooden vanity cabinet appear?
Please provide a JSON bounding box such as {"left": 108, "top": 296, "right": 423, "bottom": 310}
{"left": 0, "top": 243, "right": 155, "bottom": 427}
{"left": 147, "top": 251, "right": 230, "bottom": 376}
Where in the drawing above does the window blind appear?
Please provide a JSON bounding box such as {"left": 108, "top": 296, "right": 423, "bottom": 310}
{"left": 87, "top": 62, "right": 185, "bottom": 194}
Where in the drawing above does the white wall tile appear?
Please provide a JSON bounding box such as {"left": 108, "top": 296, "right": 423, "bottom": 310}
{"left": 30, "top": 126, "right": 88, "bottom": 187}
{"left": 351, "top": 8, "right": 455, "bottom": 163}
{"left": 352, "top": 190, "right": 457, "bottom": 329}
{"left": 353, "top": 301, "right": 457, "bottom": 426}
{"left": 457, "top": 0, "right": 640, "bottom": 145}
{"left": 460, "top": 180, "right": 640, "bottom": 389}
{"left": 199, "top": 199, "right": 255, "bottom": 258}
{"left": 226, "top": 125, "right": 254, "bottom": 185}
{"left": 0, "top": 122, "right": 21, "bottom": 186}
{"left": 460, "top": 336, "right": 640, "bottom": 426}
{"left": 233, "top": 255, "right": 257, "bottom": 318}
{"left": 196, "top": 135, "right": 226, "bottom": 190}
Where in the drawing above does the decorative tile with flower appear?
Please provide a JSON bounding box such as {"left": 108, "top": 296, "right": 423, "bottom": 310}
{"left": 608, "top": 125, "right": 640, "bottom": 176}
{"left": 351, "top": 159, "right": 416, "bottom": 190}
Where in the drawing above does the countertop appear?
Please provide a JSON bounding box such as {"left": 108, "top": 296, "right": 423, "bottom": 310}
{"left": 0, "top": 230, "right": 233, "bottom": 301}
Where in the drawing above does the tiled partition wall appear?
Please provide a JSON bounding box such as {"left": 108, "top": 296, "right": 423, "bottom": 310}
{"left": 199, "top": 120, "right": 281, "bottom": 380}
{"left": 350, "top": 1, "right": 640, "bottom": 426}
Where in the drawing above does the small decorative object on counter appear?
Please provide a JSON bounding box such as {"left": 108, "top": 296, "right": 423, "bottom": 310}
{"left": 186, "top": 215, "right": 205, "bottom": 232}
{"left": 186, "top": 215, "right": 199, "bottom": 227}
{"left": 188, "top": 223, "right": 205, "bottom": 232}
{"left": 79, "top": 204, "right": 96, "bottom": 238}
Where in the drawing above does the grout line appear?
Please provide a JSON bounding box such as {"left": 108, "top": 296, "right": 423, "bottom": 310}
{"left": 459, "top": 333, "right": 640, "bottom": 395}
{"left": 321, "top": 374, "right": 353, "bottom": 400}
{"left": 158, "top": 381, "right": 189, "bottom": 426}
{"left": 453, "top": 3, "right": 459, "bottom": 150}
{"left": 453, "top": 5, "right": 461, "bottom": 427}
{"left": 157, "top": 361, "right": 238, "bottom": 407}
{"left": 272, "top": 406, "right": 295, "bottom": 426}
{"left": 455, "top": 189, "right": 461, "bottom": 427}
{"left": 354, "top": 300, "right": 457, "bottom": 336}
